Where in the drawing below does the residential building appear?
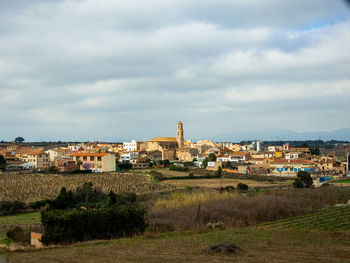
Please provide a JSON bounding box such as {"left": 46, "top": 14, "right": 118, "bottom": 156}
{"left": 270, "top": 159, "right": 317, "bottom": 176}
{"left": 70, "top": 153, "right": 116, "bottom": 172}
{"left": 56, "top": 158, "right": 79, "bottom": 173}
{"left": 123, "top": 140, "right": 140, "bottom": 152}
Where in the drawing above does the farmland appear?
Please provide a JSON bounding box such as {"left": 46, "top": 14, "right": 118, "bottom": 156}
{"left": 0, "top": 172, "right": 176, "bottom": 202}
{"left": 3, "top": 226, "right": 350, "bottom": 262}
{"left": 160, "top": 178, "right": 290, "bottom": 189}
{"left": 263, "top": 206, "right": 350, "bottom": 231}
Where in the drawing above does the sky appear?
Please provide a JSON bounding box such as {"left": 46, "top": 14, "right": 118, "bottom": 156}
{"left": 1, "top": 0, "right": 350, "bottom": 142}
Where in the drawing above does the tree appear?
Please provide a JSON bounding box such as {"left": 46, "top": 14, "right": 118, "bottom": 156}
{"left": 310, "top": 146, "right": 320, "bottom": 155}
{"left": 215, "top": 166, "right": 222, "bottom": 178}
{"left": 82, "top": 162, "right": 91, "bottom": 170}
{"left": 77, "top": 160, "right": 83, "bottom": 168}
{"left": 293, "top": 171, "right": 313, "bottom": 188}
{"left": 202, "top": 157, "right": 209, "bottom": 168}
{"left": 293, "top": 178, "right": 304, "bottom": 188}
{"left": 208, "top": 153, "right": 217, "bottom": 162}
{"left": 0, "top": 155, "right": 6, "bottom": 170}
{"left": 14, "top": 137, "right": 25, "bottom": 144}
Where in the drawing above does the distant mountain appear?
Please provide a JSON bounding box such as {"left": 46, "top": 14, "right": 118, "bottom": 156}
{"left": 210, "top": 128, "right": 350, "bottom": 142}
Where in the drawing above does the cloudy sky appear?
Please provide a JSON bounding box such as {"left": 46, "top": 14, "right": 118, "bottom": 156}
{"left": 1, "top": 0, "right": 350, "bottom": 142}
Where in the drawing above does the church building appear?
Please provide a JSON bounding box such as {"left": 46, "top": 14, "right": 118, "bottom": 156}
{"left": 140, "top": 121, "right": 197, "bottom": 161}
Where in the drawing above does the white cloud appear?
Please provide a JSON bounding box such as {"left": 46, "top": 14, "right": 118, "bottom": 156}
{"left": 0, "top": 1, "right": 350, "bottom": 140}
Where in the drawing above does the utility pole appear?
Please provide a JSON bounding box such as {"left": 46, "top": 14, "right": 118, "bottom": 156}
{"left": 275, "top": 191, "right": 279, "bottom": 220}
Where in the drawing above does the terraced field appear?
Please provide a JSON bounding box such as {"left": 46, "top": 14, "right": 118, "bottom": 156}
{"left": 263, "top": 206, "right": 350, "bottom": 231}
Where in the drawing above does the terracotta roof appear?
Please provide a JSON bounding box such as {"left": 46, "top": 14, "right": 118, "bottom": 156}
{"left": 230, "top": 152, "right": 250, "bottom": 156}
{"left": 70, "top": 152, "right": 111, "bottom": 157}
{"left": 149, "top": 137, "right": 177, "bottom": 142}
{"left": 271, "top": 159, "right": 315, "bottom": 165}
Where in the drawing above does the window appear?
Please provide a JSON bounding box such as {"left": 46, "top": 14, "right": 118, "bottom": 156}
{"left": 98, "top": 157, "right": 102, "bottom": 161}
{"left": 90, "top": 156, "right": 95, "bottom": 161}
{"left": 76, "top": 157, "right": 80, "bottom": 160}
{"left": 83, "top": 156, "right": 87, "bottom": 161}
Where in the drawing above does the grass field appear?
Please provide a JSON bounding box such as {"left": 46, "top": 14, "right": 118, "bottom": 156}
{"left": 0, "top": 212, "right": 41, "bottom": 242}
{"left": 263, "top": 206, "right": 350, "bottom": 231}
{"left": 332, "top": 179, "right": 350, "bottom": 184}
{"left": 2, "top": 227, "right": 350, "bottom": 263}
{"left": 0, "top": 212, "right": 40, "bottom": 226}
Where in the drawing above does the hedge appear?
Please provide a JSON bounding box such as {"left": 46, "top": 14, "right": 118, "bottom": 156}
{"left": 41, "top": 203, "right": 147, "bottom": 245}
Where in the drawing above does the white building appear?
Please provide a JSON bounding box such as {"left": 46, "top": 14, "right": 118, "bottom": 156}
{"left": 285, "top": 152, "right": 299, "bottom": 160}
{"left": 121, "top": 152, "right": 139, "bottom": 162}
{"left": 123, "top": 140, "right": 140, "bottom": 152}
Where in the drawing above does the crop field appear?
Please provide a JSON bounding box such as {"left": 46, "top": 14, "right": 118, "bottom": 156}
{"left": 263, "top": 206, "right": 350, "bottom": 231}
{"left": 160, "top": 178, "right": 290, "bottom": 189}
{"left": 0, "top": 172, "right": 176, "bottom": 202}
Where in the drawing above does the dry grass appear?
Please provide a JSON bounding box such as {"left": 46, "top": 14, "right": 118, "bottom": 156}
{"left": 149, "top": 186, "right": 350, "bottom": 232}
{"left": 3, "top": 228, "right": 350, "bottom": 263}
{"left": 153, "top": 190, "right": 238, "bottom": 210}
{"left": 0, "top": 172, "right": 175, "bottom": 202}
{"left": 161, "top": 178, "right": 289, "bottom": 189}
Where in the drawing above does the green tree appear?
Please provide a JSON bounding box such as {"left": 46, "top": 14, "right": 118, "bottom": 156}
{"left": 293, "top": 171, "right": 313, "bottom": 188}
{"left": 215, "top": 166, "right": 222, "bottom": 178}
{"left": 298, "top": 171, "right": 313, "bottom": 188}
{"left": 14, "top": 137, "right": 25, "bottom": 144}
{"left": 208, "top": 153, "right": 217, "bottom": 162}
{"left": 202, "top": 158, "right": 209, "bottom": 168}
{"left": 293, "top": 178, "right": 304, "bottom": 188}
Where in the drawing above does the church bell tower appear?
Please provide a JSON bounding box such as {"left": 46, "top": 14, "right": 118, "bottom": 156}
{"left": 177, "top": 121, "right": 184, "bottom": 148}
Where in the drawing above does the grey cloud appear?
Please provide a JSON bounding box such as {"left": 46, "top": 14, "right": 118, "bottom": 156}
{"left": 1, "top": 1, "right": 350, "bottom": 141}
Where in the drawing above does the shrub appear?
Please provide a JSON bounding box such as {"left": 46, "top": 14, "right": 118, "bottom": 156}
{"left": 237, "top": 183, "right": 248, "bottom": 191}
{"left": 6, "top": 226, "right": 30, "bottom": 244}
{"left": 169, "top": 164, "right": 189, "bottom": 172}
{"left": 297, "top": 171, "right": 313, "bottom": 188}
{"left": 149, "top": 171, "right": 163, "bottom": 182}
{"left": 41, "top": 203, "right": 147, "bottom": 245}
{"left": 215, "top": 167, "right": 222, "bottom": 178}
{"left": 293, "top": 178, "right": 304, "bottom": 188}
{"left": 0, "top": 200, "right": 26, "bottom": 215}
{"left": 30, "top": 183, "right": 138, "bottom": 210}
{"left": 188, "top": 173, "right": 194, "bottom": 179}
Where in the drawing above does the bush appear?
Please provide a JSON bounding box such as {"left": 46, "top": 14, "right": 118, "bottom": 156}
{"left": 0, "top": 200, "right": 26, "bottom": 215}
{"left": 188, "top": 173, "right": 194, "bottom": 179}
{"left": 169, "top": 164, "right": 189, "bottom": 172}
{"left": 237, "top": 183, "right": 248, "bottom": 191}
{"left": 293, "top": 178, "right": 304, "bottom": 188}
{"left": 41, "top": 203, "right": 147, "bottom": 245}
{"left": 30, "top": 183, "right": 138, "bottom": 210}
{"left": 6, "top": 226, "right": 30, "bottom": 244}
{"left": 215, "top": 166, "right": 222, "bottom": 178}
{"left": 149, "top": 171, "right": 163, "bottom": 182}
{"left": 297, "top": 171, "right": 313, "bottom": 188}
{"left": 221, "top": 186, "right": 235, "bottom": 192}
